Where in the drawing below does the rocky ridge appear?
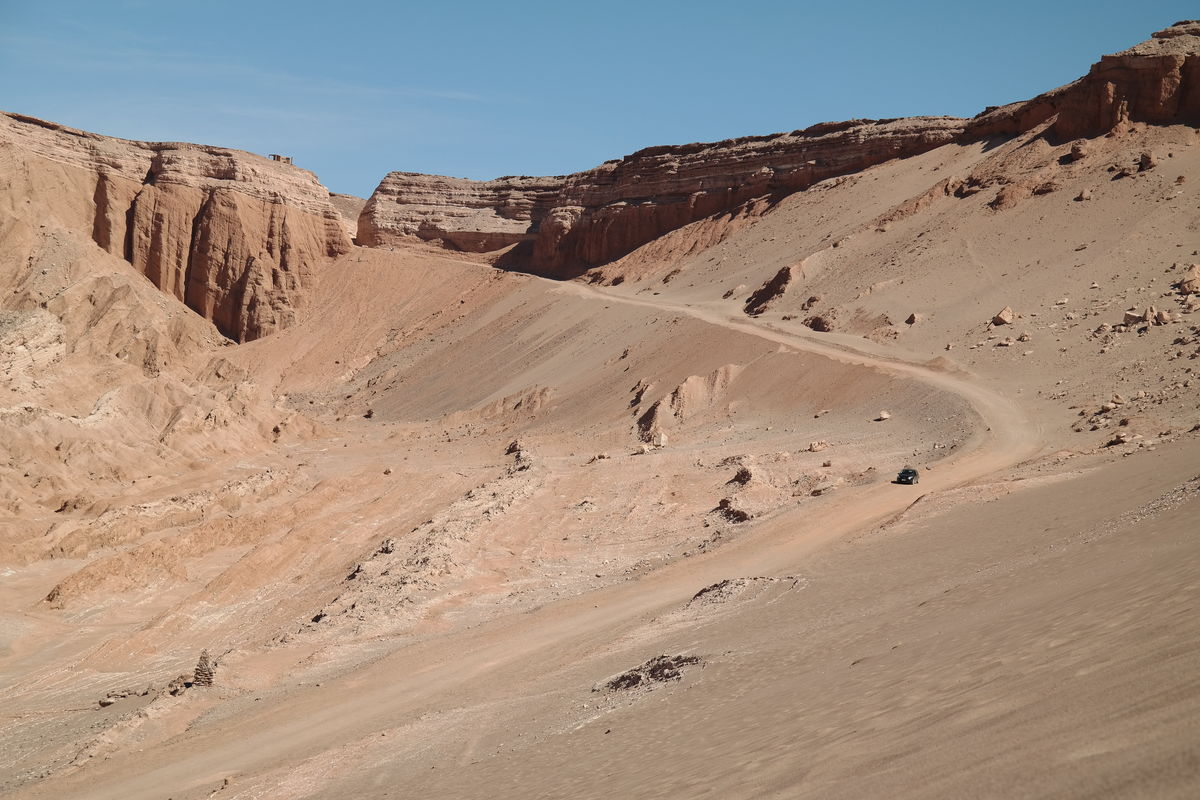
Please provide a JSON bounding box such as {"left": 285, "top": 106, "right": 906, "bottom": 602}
{"left": 360, "top": 117, "right": 966, "bottom": 277}
{"left": 360, "top": 22, "right": 1200, "bottom": 279}
{"left": 0, "top": 112, "right": 351, "bottom": 341}
{"left": 968, "top": 20, "right": 1200, "bottom": 140}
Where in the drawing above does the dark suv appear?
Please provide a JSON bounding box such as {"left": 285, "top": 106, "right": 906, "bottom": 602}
{"left": 896, "top": 468, "right": 920, "bottom": 485}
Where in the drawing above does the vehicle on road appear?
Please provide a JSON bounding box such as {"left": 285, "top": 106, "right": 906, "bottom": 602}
{"left": 895, "top": 467, "right": 920, "bottom": 485}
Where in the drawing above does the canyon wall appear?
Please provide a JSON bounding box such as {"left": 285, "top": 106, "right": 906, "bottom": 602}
{"left": 359, "top": 117, "right": 967, "bottom": 278}
{"left": 361, "top": 22, "right": 1200, "bottom": 279}
{"left": 0, "top": 113, "right": 351, "bottom": 340}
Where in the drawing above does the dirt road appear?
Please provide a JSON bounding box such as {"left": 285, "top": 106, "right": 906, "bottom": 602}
{"left": 18, "top": 281, "right": 1045, "bottom": 800}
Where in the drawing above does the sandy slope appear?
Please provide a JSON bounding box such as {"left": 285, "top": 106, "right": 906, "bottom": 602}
{"left": 4, "top": 52, "right": 1200, "bottom": 799}
{"left": 4, "top": 265, "right": 1045, "bottom": 800}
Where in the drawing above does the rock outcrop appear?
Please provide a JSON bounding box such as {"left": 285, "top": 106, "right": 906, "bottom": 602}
{"left": 967, "top": 20, "right": 1200, "bottom": 141}
{"left": 360, "top": 117, "right": 967, "bottom": 278}
{"left": 0, "top": 112, "right": 351, "bottom": 340}
{"left": 357, "top": 173, "right": 562, "bottom": 252}
{"left": 361, "top": 23, "right": 1200, "bottom": 279}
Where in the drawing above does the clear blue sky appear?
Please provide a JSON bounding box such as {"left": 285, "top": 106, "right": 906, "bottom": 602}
{"left": 1, "top": 1, "right": 1193, "bottom": 197}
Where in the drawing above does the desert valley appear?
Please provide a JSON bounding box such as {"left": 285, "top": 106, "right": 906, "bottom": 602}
{"left": 2, "top": 19, "right": 1200, "bottom": 799}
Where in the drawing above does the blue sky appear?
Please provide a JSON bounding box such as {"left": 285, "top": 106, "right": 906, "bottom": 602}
{"left": 1, "top": 1, "right": 1193, "bottom": 196}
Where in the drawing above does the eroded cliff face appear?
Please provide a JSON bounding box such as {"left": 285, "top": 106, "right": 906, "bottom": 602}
{"left": 968, "top": 20, "right": 1200, "bottom": 140}
{"left": 360, "top": 117, "right": 967, "bottom": 278}
{"left": 361, "top": 22, "right": 1200, "bottom": 279}
{"left": 0, "top": 113, "right": 351, "bottom": 340}
{"left": 357, "top": 173, "right": 562, "bottom": 253}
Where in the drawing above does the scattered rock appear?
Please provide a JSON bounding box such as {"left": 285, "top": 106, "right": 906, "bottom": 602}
{"left": 807, "top": 441, "right": 829, "bottom": 452}
{"left": 165, "top": 674, "right": 191, "bottom": 697}
{"left": 992, "top": 306, "right": 1014, "bottom": 325}
{"left": 715, "top": 498, "right": 752, "bottom": 522}
{"left": 1074, "top": 188, "right": 1092, "bottom": 201}
{"left": 596, "top": 654, "right": 703, "bottom": 693}
{"left": 727, "top": 467, "right": 754, "bottom": 486}
{"left": 803, "top": 313, "right": 837, "bottom": 333}
{"left": 1123, "top": 308, "right": 1151, "bottom": 326}
{"left": 1107, "top": 431, "right": 1132, "bottom": 447}
{"left": 744, "top": 265, "right": 795, "bottom": 316}
{"left": 989, "top": 183, "right": 1032, "bottom": 210}
{"left": 1138, "top": 152, "right": 1158, "bottom": 172}
{"left": 810, "top": 478, "right": 843, "bottom": 496}
{"left": 875, "top": 410, "right": 892, "bottom": 421}
{"left": 652, "top": 430, "right": 669, "bottom": 448}
{"left": 905, "top": 312, "right": 922, "bottom": 325}
{"left": 1177, "top": 265, "right": 1200, "bottom": 295}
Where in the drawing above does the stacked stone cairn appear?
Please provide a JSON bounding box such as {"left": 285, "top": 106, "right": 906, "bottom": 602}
{"left": 193, "top": 650, "right": 215, "bottom": 687}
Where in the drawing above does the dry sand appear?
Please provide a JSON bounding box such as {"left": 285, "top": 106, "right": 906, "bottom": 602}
{"left": 2, "top": 58, "right": 1200, "bottom": 800}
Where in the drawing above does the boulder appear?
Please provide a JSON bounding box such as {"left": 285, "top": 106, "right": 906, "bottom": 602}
{"left": 992, "top": 306, "right": 1015, "bottom": 325}
{"left": 803, "top": 314, "right": 837, "bottom": 333}
{"left": 1123, "top": 308, "right": 1147, "bottom": 326}
{"left": 1178, "top": 265, "right": 1200, "bottom": 294}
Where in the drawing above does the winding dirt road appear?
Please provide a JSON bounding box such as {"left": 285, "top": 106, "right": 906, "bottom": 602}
{"left": 20, "top": 279, "right": 1046, "bottom": 800}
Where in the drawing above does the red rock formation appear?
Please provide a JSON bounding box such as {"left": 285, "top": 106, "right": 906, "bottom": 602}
{"left": 360, "top": 118, "right": 967, "bottom": 278}
{"left": 357, "top": 172, "right": 562, "bottom": 252}
{"left": 0, "top": 112, "right": 351, "bottom": 340}
{"left": 967, "top": 20, "right": 1200, "bottom": 140}
{"left": 362, "top": 23, "right": 1200, "bottom": 279}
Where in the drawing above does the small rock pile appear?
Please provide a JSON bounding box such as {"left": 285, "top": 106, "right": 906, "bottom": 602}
{"left": 193, "top": 650, "right": 215, "bottom": 687}
{"left": 597, "top": 654, "right": 703, "bottom": 693}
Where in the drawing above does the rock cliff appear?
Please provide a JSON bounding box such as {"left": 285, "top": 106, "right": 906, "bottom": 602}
{"left": 0, "top": 113, "right": 351, "bottom": 340}
{"left": 968, "top": 20, "right": 1200, "bottom": 140}
{"left": 360, "top": 117, "right": 966, "bottom": 278}
{"left": 361, "top": 23, "right": 1200, "bottom": 279}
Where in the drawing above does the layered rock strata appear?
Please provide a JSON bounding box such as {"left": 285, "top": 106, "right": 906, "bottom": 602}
{"left": 361, "top": 23, "right": 1200, "bottom": 279}
{"left": 968, "top": 20, "right": 1200, "bottom": 140}
{"left": 0, "top": 113, "right": 351, "bottom": 340}
{"left": 360, "top": 117, "right": 967, "bottom": 278}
